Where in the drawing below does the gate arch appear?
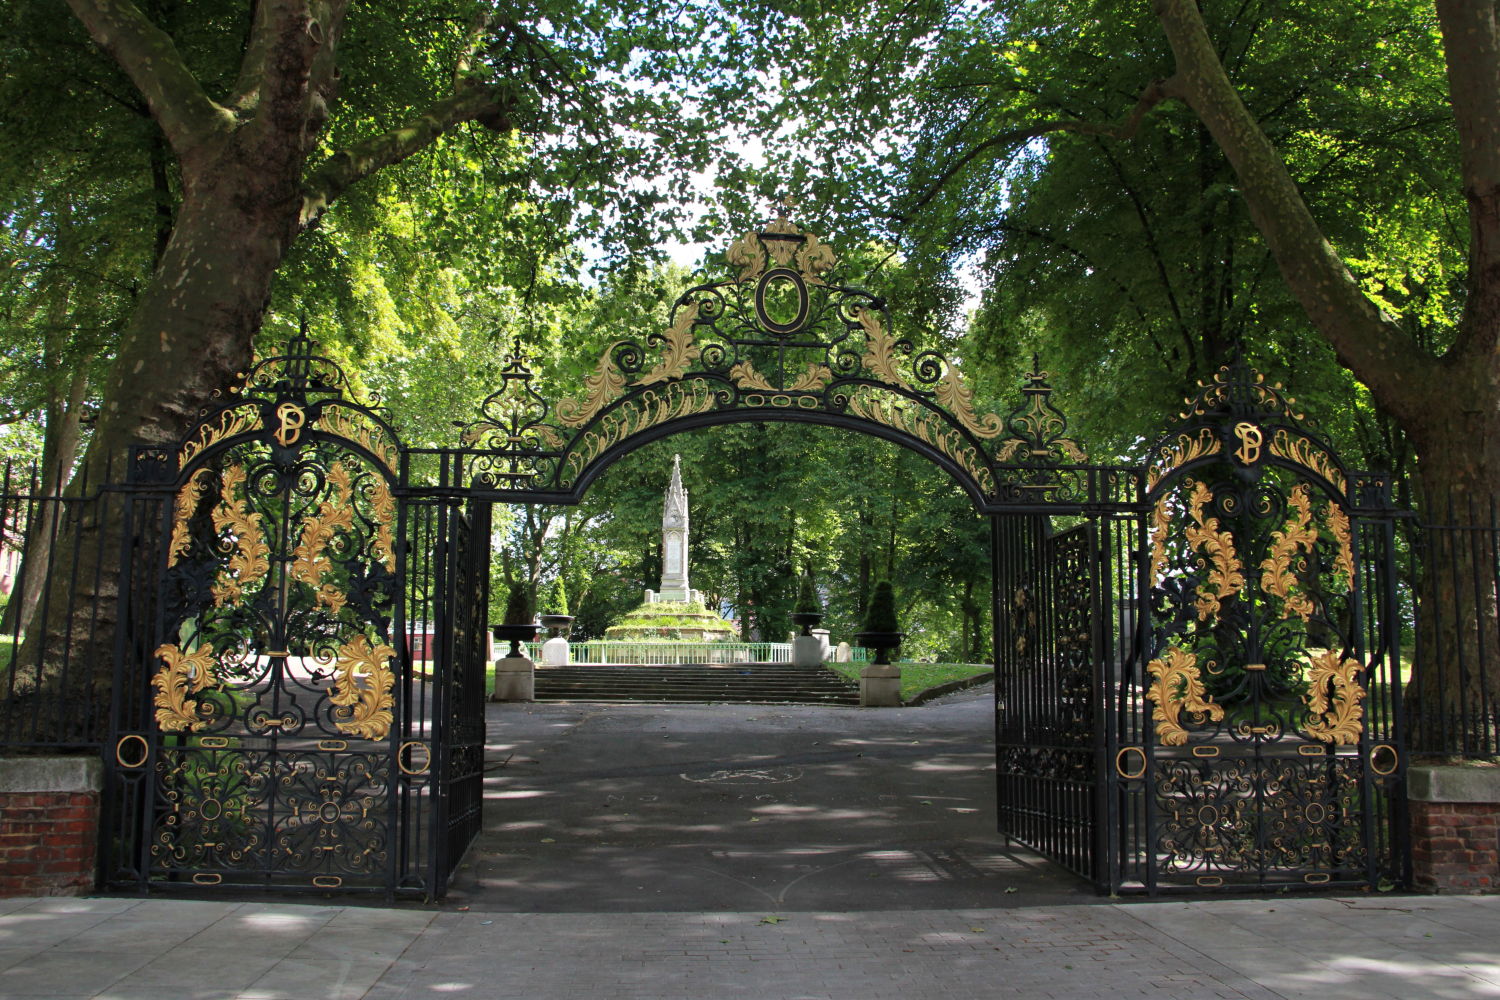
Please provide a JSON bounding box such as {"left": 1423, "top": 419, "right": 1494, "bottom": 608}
{"left": 444, "top": 218, "right": 1091, "bottom": 511}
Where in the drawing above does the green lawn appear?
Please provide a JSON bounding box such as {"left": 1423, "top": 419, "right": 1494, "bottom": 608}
{"left": 826, "top": 661, "right": 993, "bottom": 701}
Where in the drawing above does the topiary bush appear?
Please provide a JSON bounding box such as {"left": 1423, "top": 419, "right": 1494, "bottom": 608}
{"left": 862, "top": 580, "right": 899, "bottom": 634}
{"left": 502, "top": 585, "right": 533, "bottom": 625}
{"left": 794, "top": 573, "right": 821, "bottom": 615}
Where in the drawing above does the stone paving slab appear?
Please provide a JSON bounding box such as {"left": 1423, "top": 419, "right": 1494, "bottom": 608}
{"left": 0, "top": 895, "right": 1498, "bottom": 999}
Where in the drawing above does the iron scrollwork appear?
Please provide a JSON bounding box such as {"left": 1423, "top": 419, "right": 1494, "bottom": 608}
{"left": 447, "top": 217, "right": 1099, "bottom": 507}
{"left": 1133, "top": 358, "right": 1391, "bottom": 888}
{"left": 140, "top": 332, "right": 407, "bottom": 889}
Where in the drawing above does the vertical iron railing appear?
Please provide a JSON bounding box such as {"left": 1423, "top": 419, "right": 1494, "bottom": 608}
{"left": 0, "top": 457, "right": 128, "bottom": 752}
{"left": 1408, "top": 491, "right": 1500, "bottom": 758}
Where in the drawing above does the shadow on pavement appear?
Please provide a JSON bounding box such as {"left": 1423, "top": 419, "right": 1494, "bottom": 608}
{"left": 444, "top": 686, "right": 1098, "bottom": 912}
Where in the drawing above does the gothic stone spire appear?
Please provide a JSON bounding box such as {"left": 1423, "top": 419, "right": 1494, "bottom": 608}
{"left": 652, "top": 454, "right": 698, "bottom": 604}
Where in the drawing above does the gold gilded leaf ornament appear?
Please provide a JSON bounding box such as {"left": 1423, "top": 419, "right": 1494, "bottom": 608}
{"left": 1326, "top": 501, "right": 1355, "bottom": 583}
{"left": 168, "top": 468, "right": 215, "bottom": 567}
{"left": 152, "top": 643, "right": 218, "bottom": 732}
{"left": 1183, "top": 479, "right": 1243, "bottom": 621}
{"left": 370, "top": 478, "right": 397, "bottom": 573}
{"left": 637, "top": 302, "right": 702, "bottom": 386}
{"left": 845, "top": 389, "right": 997, "bottom": 496}
{"left": 291, "top": 461, "right": 356, "bottom": 614}
{"left": 727, "top": 230, "right": 766, "bottom": 282}
{"left": 330, "top": 635, "right": 397, "bottom": 740}
{"left": 729, "top": 361, "right": 775, "bottom": 391}
{"left": 795, "top": 232, "right": 836, "bottom": 283}
{"left": 1269, "top": 428, "right": 1347, "bottom": 496}
{"left": 1259, "top": 484, "right": 1319, "bottom": 621}
{"left": 858, "top": 309, "right": 909, "bottom": 388}
{"left": 317, "top": 406, "right": 398, "bottom": 473}
{"left": 1149, "top": 495, "right": 1171, "bottom": 585}
{"left": 1302, "top": 650, "right": 1366, "bottom": 744}
{"left": 934, "top": 364, "right": 1004, "bottom": 439}
{"left": 178, "top": 406, "right": 258, "bottom": 467}
{"left": 556, "top": 343, "right": 628, "bottom": 428}
{"left": 1146, "top": 428, "right": 1220, "bottom": 491}
{"left": 787, "top": 363, "right": 833, "bottom": 392}
{"left": 1146, "top": 646, "right": 1224, "bottom": 746}
{"left": 729, "top": 361, "right": 833, "bottom": 392}
{"left": 210, "top": 464, "right": 271, "bottom": 607}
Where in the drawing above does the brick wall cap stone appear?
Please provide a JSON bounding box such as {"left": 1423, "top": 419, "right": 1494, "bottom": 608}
{"left": 1409, "top": 765, "right": 1500, "bottom": 804}
{"left": 0, "top": 757, "right": 102, "bottom": 794}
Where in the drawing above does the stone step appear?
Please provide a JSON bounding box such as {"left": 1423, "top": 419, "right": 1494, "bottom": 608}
{"left": 531, "top": 662, "right": 860, "bottom": 706}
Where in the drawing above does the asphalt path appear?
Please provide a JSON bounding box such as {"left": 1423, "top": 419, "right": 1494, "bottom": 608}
{"left": 444, "top": 685, "right": 1097, "bottom": 912}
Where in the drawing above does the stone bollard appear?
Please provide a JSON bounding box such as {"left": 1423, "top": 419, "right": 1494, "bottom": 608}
{"left": 859, "top": 661, "right": 901, "bottom": 707}
{"left": 541, "top": 636, "right": 570, "bottom": 666}
{"left": 792, "top": 634, "right": 824, "bottom": 667}
{"left": 492, "top": 653, "right": 535, "bottom": 702}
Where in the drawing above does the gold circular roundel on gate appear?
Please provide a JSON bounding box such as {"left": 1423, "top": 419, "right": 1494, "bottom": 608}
{"left": 754, "top": 268, "right": 810, "bottom": 336}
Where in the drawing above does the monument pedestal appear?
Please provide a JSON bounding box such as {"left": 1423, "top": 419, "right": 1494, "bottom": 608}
{"left": 859, "top": 662, "right": 901, "bottom": 707}
{"left": 491, "top": 654, "right": 535, "bottom": 702}
{"left": 541, "top": 636, "right": 570, "bottom": 666}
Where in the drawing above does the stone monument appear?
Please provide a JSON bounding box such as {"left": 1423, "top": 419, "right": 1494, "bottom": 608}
{"left": 605, "top": 455, "right": 736, "bottom": 642}
{"left": 645, "top": 454, "right": 702, "bottom": 605}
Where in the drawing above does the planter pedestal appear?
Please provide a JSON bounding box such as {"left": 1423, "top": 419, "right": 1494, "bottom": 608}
{"left": 860, "top": 662, "right": 901, "bottom": 707}
{"left": 792, "top": 634, "right": 824, "bottom": 667}
{"left": 492, "top": 652, "right": 536, "bottom": 703}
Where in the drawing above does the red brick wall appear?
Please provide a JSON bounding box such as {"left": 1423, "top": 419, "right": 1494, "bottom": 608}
{"left": 1411, "top": 800, "right": 1500, "bottom": 892}
{"left": 0, "top": 787, "right": 98, "bottom": 898}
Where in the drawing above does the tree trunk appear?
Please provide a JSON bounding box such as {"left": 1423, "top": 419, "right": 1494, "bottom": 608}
{"left": 20, "top": 142, "right": 303, "bottom": 728}
{"left": 1405, "top": 400, "right": 1500, "bottom": 754}
{"left": 4, "top": 285, "right": 91, "bottom": 638}
{"left": 1153, "top": 0, "right": 1500, "bottom": 750}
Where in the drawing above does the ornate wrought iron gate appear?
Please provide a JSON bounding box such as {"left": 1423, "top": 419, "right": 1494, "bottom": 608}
{"left": 430, "top": 499, "right": 490, "bottom": 896}
{"left": 994, "top": 516, "right": 1101, "bottom": 879}
{"left": 1105, "top": 365, "right": 1406, "bottom": 892}
{"left": 90, "top": 219, "right": 1409, "bottom": 900}
{"left": 102, "top": 341, "right": 460, "bottom": 897}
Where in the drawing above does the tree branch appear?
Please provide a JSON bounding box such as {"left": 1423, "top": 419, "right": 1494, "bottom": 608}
{"left": 1153, "top": 0, "right": 1435, "bottom": 424}
{"left": 63, "top": 0, "right": 229, "bottom": 155}
{"left": 897, "top": 80, "right": 1175, "bottom": 221}
{"left": 236, "top": 0, "right": 351, "bottom": 161}
{"left": 299, "top": 86, "right": 519, "bottom": 228}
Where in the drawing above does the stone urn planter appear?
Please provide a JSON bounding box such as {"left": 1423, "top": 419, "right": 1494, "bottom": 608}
{"left": 854, "top": 630, "right": 904, "bottom": 665}
{"left": 539, "top": 614, "right": 575, "bottom": 639}
{"left": 789, "top": 611, "right": 823, "bottom": 637}
{"left": 492, "top": 623, "right": 540, "bottom": 658}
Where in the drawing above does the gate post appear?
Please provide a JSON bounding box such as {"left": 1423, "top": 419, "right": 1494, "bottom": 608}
{"left": 0, "top": 757, "right": 102, "bottom": 897}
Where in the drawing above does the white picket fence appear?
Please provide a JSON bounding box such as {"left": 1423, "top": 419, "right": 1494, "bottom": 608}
{"left": 524, "top": 640, "right": 794, "bottom": 665}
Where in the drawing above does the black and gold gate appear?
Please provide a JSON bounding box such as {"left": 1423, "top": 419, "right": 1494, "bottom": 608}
{"left": 1105, "top": 364, "right": 1406, "bottom": 892}
{"left": 103, "top": 340, "right": 478, "bottom": 897}
{"left": 94, "top": 218, "right": 1410, "bottom": 899}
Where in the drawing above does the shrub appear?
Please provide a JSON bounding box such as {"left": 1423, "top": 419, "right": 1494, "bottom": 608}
{"left": 794, "top": 573, "right": 821, "bottom": 614}
{"left": 502, "top": 586, "right": 532, "bottom": 625}
{"left": 862, "top": 580, "right": 899, "bottom": 634}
